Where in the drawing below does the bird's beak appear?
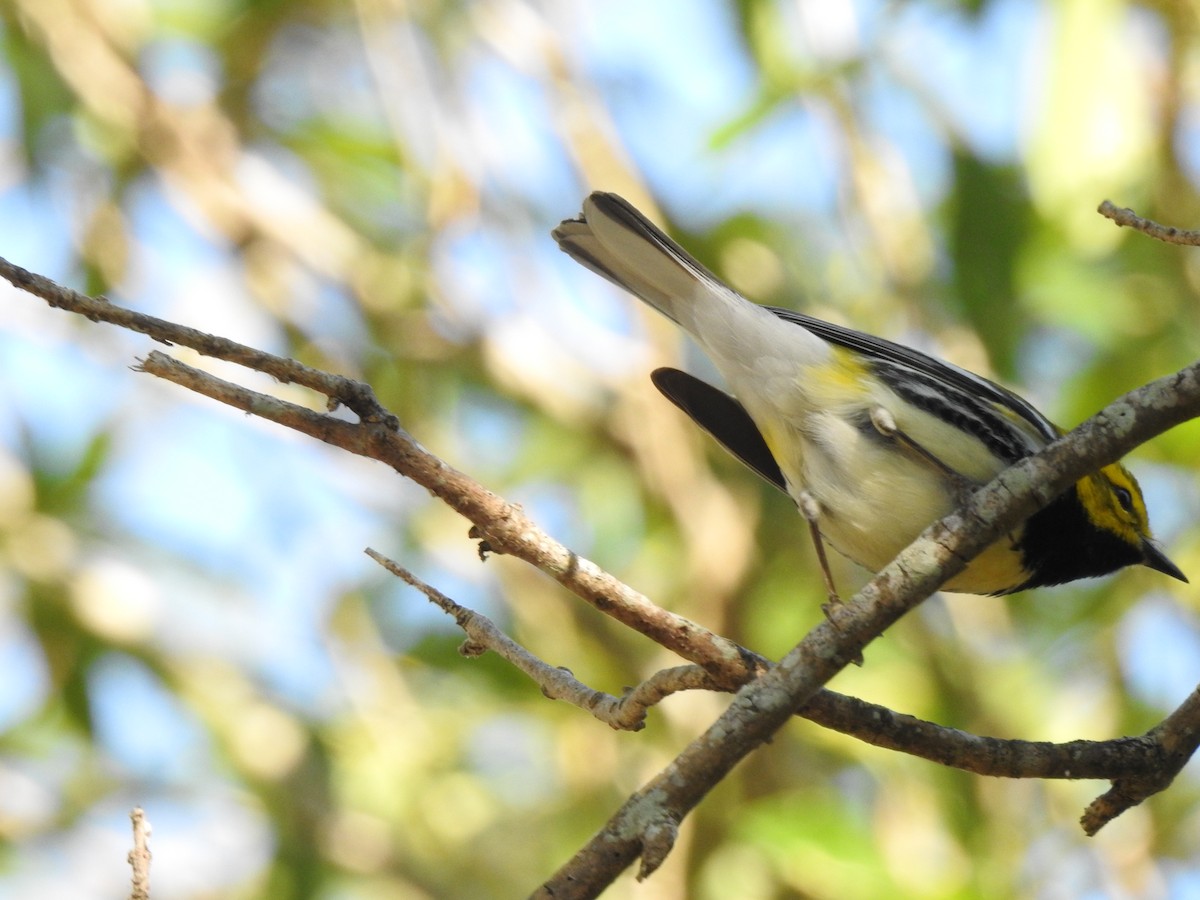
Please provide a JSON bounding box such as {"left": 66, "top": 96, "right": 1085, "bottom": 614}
{"left": 1142, "top": 539, "right": 1188, "bottom": 583}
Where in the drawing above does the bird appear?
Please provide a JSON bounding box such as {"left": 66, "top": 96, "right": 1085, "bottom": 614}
{"left": 552, "top": 191, "right": 1186, "bottom": 597}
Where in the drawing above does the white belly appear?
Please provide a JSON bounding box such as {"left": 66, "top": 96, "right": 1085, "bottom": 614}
{"left": 753, "top": 398, "right": 1026, "bottom": 595}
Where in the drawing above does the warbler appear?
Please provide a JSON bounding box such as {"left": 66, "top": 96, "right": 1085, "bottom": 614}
{"left": 553, "top": 191, "right": 1186, "bottom": 596}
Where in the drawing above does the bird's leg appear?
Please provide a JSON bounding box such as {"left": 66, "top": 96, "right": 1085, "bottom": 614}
{"left": 799, "top": 490, "right": 864, "bottom": 667}
{"left": 798, "top": 490, "right": 840, "bottom": 607}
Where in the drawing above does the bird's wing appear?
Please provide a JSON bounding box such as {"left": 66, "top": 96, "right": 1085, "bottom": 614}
{"left": 650, "top": 367, "right": 787, "bottom": 492}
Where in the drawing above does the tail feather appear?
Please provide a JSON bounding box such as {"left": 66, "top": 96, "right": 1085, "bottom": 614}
{"left": 552, "top": 192, "right": 729, "bottom": 328}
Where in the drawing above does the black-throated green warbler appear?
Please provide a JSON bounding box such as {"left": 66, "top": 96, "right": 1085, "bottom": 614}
{"left": 553, "top": 192, "right": 1186, "bottom": 596}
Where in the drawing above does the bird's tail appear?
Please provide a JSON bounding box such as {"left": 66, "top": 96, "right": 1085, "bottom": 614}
{"left": 552, "top": 192, "right": 738, "bottom": 332}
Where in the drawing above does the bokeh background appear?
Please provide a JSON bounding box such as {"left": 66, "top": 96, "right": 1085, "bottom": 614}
{"left": 1, "top": 0, "right": 1200, "bottom": 897}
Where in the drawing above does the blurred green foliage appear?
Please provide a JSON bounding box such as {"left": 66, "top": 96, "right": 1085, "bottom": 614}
{"left": 0, "top": 1, "right": 1199, "bottom": 898}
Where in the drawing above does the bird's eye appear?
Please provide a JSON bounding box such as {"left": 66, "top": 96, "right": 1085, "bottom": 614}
{"left": 1115, "top": 486, "right": 1135, "bottom": 513}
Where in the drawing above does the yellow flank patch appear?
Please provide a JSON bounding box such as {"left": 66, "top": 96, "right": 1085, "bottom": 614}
{"left": 756, "top": 349, "right": 868, "bottom": 466}
{"left": 760, "top": 421, "right": 787, "bottom": 468}
{"left": 943, "top": 535, "right": 1028, "bottom": 594}
{"left": 824, "top": 346, "right": 870, "bottom": 389}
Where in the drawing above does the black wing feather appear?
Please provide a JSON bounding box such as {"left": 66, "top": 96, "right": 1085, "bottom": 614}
{"left": 651, "top": 367, "right": 787, "bottom": 492}
{"left": 765, "top": 307, "right": 1059, "bottom": 443}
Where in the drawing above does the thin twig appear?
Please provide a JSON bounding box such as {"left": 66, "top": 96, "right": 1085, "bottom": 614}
{"left": 1098, "top": 200, "right": 1200, "bottom": 246}
{"left": 797, "top": 689, "right": 1174, "bottom": 781}
{"left": 373, "top": 549, "right": 1186, "bottom": 783}
{"left": 128, "top": 807, "right": 151, "bottom": 900}
{"left": 0, "top": 256, "right": 398, "bottom": 426}
{"left": 367, "top": 549, "right": 694, "bottom": 730}
{"left": 133, "top": 348, "right": 763, "bottom": 686}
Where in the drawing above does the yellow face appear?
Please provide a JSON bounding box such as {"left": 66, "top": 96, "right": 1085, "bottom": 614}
{"left": 1077, "top": 463, "right": 1152, "bottom": 545}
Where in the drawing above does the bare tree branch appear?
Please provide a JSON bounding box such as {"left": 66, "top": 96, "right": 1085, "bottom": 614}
{"left": 0, "top": 248, "right": 753, "bottom": 682}
{"left": 1081, "top": 684, "right": 1200, "bottom": 834}
{"left": 798, "top": 690, "right": 1176, "bottom": 781}
{"left": 1098, "top": 200, "right": 1200, "bottom": 246}
{"left": 535, "top": 365, "right": 1200, "bottom": 896}
{"left": 130, "top": 347, "right": 760, "bottom": 685}
{"left": 5, "top": 256, "right": 1200, "bottom": 896}
{"left": 373, "top": 546, "right": 1191, "bottom": 789}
